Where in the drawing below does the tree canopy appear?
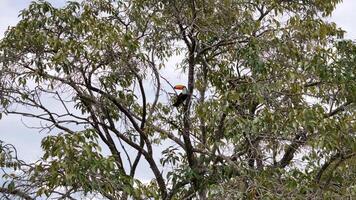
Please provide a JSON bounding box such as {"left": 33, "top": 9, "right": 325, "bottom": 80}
{"left": 0, "top": 0, "right": 355, "bottom": 199}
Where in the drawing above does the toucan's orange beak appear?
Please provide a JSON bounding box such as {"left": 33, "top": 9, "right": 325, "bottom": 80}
{"left": 174, "top": 85, "right": 186, "bottom": 90}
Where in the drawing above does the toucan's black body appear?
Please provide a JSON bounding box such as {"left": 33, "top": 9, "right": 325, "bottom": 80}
{"left": 173, "top": 93, "right": 189, "bottom": 107}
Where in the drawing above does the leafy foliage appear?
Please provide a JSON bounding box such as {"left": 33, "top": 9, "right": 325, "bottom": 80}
{"left": 0, "top": 0, "right": 355, "bottom": 199}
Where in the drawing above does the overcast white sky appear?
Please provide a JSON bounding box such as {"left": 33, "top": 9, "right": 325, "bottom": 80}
{"left": 0, "top": 0, "right": 355, "bottom": 165}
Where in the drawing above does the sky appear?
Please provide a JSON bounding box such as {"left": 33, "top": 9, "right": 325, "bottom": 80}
{"left": 0, "top": 0, "right": 355, "bottom": 180}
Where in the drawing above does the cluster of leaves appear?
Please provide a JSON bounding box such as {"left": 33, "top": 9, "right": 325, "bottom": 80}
{"left": 0, "top": 141, "right": 33, "bottom": 200}
{"left": 0, "top": 133, "right": 135, "bottom": 199}
{"left": 32, "top": 130, "right": 134, "bottom": 199}
{"left": 0, "top": 0, "right": 355, "bottom": 199}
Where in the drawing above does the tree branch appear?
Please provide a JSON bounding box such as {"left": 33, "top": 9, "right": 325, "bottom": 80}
{"left": 0, "top": 188, "right": 34, "bottom": 200}
{"left": 277, "top": 130, "right": 307, "bottom": 168}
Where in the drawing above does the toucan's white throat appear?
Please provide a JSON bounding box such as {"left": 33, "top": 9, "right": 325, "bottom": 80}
{"left": 181, "top": 87, "right": 188, "bottom": 94}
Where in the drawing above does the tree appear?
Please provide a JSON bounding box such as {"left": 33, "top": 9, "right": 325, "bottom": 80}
{"left": 0, "top": 0, "right": 355, "bottom": 199}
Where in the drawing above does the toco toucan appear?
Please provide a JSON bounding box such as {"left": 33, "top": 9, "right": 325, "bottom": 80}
{"left": 173, "top": 85, "right": 188, "bottom": 107}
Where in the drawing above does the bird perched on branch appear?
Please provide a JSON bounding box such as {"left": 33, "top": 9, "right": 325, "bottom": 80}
{"left": 173, "top": 85, "right": 188, "bottom": 107}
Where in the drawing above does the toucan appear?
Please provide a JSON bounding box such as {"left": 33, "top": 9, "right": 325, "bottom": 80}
{"left": 173, "top": 85, "right": 188, "bottom": 107}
